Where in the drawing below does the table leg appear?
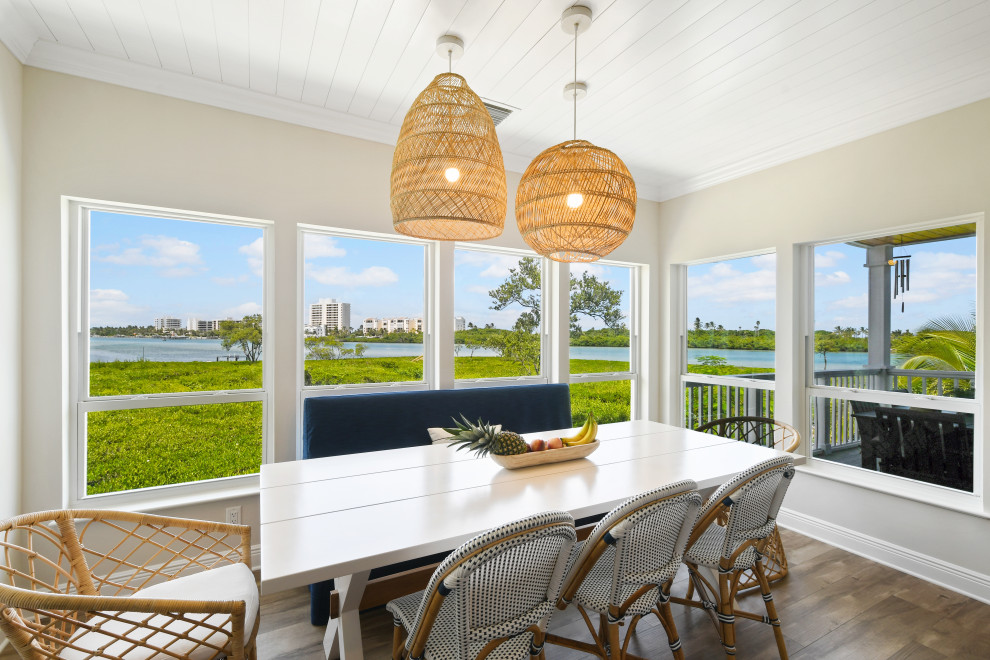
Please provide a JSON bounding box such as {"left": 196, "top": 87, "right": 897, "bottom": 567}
{"left": 323, "top": 570, "right": 370, "bottom": 660}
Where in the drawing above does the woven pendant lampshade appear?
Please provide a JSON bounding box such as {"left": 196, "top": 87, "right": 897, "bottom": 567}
{"left": 391, "top": 71, "right": 507, "bottom": 241}
{"left": 515, "top": 5, "right": 636, "bottom": 263}
{"left": 516, "top": 139, "right": 636, "bottom": 262}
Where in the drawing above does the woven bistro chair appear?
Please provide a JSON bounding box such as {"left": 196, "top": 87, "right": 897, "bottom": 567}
{"left": 0, "top": 509, "right": 258, "bottom": 660}
{"left": 386, "top": 511, "right": 576, "bottom": 660}
{"left": 694, "top": 416, "right": 799, "bottom": 589}
{"left": 671, "top": 456, "right": 796, "bottom": 660}
{"left": 546, "top": 481, "right": 702, "bottom": 660}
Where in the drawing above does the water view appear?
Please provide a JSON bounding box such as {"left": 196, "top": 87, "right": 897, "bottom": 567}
{"left": 91, "top": 336, "right": 881, "bottom": 370}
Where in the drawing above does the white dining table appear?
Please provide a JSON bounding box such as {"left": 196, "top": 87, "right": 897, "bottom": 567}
{"left": 260, "top": 420, "right": 803, "bottom": 660}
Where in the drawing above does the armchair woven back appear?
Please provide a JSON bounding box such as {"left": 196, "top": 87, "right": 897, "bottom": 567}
{"left": 399, "top": 511, "right": 577, "bottom": 660}
{"left": 0, "top": 509, "right": 254, "bottom": 660}
{"left": 560, "top": 480, "right": 701, "bottom": 616}
{"left": 689, "top": 456, "right": 796, "bottom": 561}
{"left": 695, "top": 416, "right": 800, "bottom": 453}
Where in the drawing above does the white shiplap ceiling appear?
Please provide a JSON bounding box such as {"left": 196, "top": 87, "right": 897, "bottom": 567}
{"left": 2, "top": 0, "right": 990, "bottom": 201}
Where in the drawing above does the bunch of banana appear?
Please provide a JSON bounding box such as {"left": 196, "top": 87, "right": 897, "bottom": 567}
{"left": 562, "top": 412, "right": 598, "bottom": 446}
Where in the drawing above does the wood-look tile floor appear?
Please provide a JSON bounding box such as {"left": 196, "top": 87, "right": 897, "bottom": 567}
{"left": 255, "top": 529, "right": 990, "bottom": 660}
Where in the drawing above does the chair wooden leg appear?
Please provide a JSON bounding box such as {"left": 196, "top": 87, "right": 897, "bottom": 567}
{"left": 606, "top": 619, "right": 621, "bottom": 660}
{"left": 653, "top": 591, "right": 685, "bottom": 660}
{"left": 391, "top": 621, "right": 407, "bottom": 660}
{"left": 718, "top": 572, "right": 736, "bottom": 658}
{"left": 754, "top": 561, "right": 788, "bottom": 660}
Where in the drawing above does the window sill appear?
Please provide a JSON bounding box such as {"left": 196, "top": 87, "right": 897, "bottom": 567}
{"left": 796, "top": 458, "right": 988, "bottom": 520}
{"left": 69, "top": 474, "right": 260, "bottom": 514}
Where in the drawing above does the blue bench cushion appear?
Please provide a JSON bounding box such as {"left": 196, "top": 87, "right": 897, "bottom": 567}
{"left": 303, "top": 384, "right": 572, "bottom": 459}
{"left": 302, "top": 384, "right": 572, "bottom": 625}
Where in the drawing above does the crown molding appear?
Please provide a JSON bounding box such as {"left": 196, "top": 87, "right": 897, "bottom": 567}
{"left": 0, "top": 0, "right": 37, "bottom": 63}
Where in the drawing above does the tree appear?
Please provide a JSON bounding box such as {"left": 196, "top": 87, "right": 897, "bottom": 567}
{"left": 488, "top": 257, "right": 626, "bottom": 332}
{"left": 894, "top": 313, "right": 975, "bottom": 373}
{"left": 218, "top": 315, "right": 262, "bottom": 363}
{"left": 482, "top": 330, "right": 540, "bottom": 375}
{"left": 815, "top": 333, "right": 838, "bottom": 370}
{"left": 694, "top": 317, "right": 702, "bottom": 332}
{"left": 305, "top": 335, "right": 366, "bottom": 360}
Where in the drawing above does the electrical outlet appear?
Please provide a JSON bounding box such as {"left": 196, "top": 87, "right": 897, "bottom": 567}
{"left": 226, "top": 506, "right": 241, "bottom": 525}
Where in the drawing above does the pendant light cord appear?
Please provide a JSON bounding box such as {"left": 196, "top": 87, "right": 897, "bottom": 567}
{"left": 448, "top": 48, "right": 452, "bottom": 74}
{"left": 573, "top": 22, "right": 578, "bottom": 140}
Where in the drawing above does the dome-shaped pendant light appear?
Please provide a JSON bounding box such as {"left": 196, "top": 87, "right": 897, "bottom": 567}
{"left": 391, "top": 36, "right": 507, "bottom": 241}
{"left": 515, "top": 6, "right": 636, "bottom": 263}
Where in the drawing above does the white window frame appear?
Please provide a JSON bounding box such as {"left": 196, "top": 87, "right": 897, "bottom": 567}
{"left": 674, "top": 249, "right": 777, "bottom": 427}
{"left": 452, "top": 243, "right": 549, "bottom": 389}
{"left": 66, "top": 198, "right": 274, "bottom": 510}
{"left": 569, "top": 259, "right": 644, "bottom": 421}
{"left": 802, "top": 213, "right": 983, "bottom": 510}
{"left": 297, "top": 225, "right": 433, "bottom": 400}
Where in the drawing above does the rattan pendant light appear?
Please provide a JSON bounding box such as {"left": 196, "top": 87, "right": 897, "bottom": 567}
{"left": 515, "top": 6, "right": 636, "bottom": 263}
{"left": 391, "top": 36, "right": 507, "bottom": 241}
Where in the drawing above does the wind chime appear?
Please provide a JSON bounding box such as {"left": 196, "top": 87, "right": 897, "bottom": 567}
{"left": 888, "top": 253, "right": 910, "bottom": 312}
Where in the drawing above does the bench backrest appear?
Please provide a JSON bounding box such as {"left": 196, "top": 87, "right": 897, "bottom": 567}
{"left": 303, "top": 384, "right": 572, "bottom": 458}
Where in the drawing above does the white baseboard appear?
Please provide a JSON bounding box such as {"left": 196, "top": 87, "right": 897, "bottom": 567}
{"left": 777, "top": 507, "right": 990, "bottom": 605}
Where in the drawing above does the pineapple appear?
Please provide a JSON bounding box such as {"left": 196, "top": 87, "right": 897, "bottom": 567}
{"left": 444, "top": 415, "right": 527, "bottom": 457}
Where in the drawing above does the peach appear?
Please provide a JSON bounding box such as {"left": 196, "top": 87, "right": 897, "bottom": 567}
{"left": 529, "top": 438, "right": 547, "bottom": 452}
{"left": 547, "top": 437, "right": 564, "bottom": 450}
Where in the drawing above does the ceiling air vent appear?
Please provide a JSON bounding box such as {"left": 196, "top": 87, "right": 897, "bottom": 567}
{"left": 482, "top": 99, "right": 518, "bottom": 127}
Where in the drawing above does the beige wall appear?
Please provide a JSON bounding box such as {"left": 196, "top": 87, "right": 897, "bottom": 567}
{"left": 0, "top": 42, "right": 22, "bottom": 520}
{"left": 657, "top": 98, "right": 990, "bottom": 589}
{"left": 18, "top": 68, "right": 661, "bottom": 535}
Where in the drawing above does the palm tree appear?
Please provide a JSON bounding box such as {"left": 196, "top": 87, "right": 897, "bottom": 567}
{"left": 895, "top": 313, "right": 975, "bottom": 373}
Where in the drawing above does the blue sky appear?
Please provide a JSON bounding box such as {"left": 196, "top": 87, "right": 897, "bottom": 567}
{"left": 89, "top": 212, "right": 262, "bottom": 327}
{"left": 687, "top": 235, "right": 976, "bottom": 334}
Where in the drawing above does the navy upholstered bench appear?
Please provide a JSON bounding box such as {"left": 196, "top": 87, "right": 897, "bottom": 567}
{"left": 302, "top": 384, "right": 572, "bottom": 625}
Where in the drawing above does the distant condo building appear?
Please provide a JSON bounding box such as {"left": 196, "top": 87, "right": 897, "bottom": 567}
{"left": 186, "top": 318, "right": 230, "bottom": 332}
{"left": 154, "top": 316, "right": 182, "bottom": 331}
{"left": 309, "top": 298, "right": 351, "bottom": 331}
{"left": 360, "top": 316, "right": 467, "bottom": 333}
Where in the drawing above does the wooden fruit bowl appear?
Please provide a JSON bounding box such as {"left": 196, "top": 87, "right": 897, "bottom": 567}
{"left": 490, "top": 441, "right": 600, "bottom": 469}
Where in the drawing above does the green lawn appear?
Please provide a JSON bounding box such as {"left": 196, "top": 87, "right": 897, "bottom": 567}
{"left": 87, "top": 357, "right": 633, "bottom": 494}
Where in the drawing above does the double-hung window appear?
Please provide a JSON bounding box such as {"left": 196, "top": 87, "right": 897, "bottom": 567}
{"left": 807, "top": 218, "right": 979, "bottom": 498}
{"left": 300, "top": 227, "right": 428, "bottom": 392}
{"left": 679, "top": 253, "right": 777, "bottom": 429}
{"left": 453, "top": 246, "right": 548, "bottom": 385}
{"left": 69, "top": 199, "right": 272, "bottom": 507}
{"left": 569, "top": 261, "right": 641, "bottom": 425}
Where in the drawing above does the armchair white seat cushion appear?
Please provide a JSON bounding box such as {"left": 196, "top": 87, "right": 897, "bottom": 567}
{"left": 60, "top": 563, "right": 259, "bottom": 660}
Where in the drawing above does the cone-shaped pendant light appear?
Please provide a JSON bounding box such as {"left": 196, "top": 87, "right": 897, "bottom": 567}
{"left": 515, "top": 6, "right": 636, "bottom": 263}
{"left": 391, "top": 36, "right": 506, "bottom": 241}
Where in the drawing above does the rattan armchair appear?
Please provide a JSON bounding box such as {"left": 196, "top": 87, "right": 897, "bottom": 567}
{"left": 0, "top": 509, "right": 258, "bottom": 660}
{"left": 547, "top": 481, "right": 702, "bottom": 660}
{"left": 387, "top": 511, "right": 576, "bottom": 660}
{"left": 694, "top": 416, "right": 800, "bottom": 589}
{"left": 671, "top": 457, "right": 795, "bottom": 659}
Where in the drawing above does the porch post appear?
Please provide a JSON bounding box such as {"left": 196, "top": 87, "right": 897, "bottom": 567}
{"left": 866, "top": 245, "right": 892, "bottom": 384}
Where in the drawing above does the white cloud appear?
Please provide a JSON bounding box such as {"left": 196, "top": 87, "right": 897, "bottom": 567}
{"left": 815, "top": 250, "right": 846, "bottom": 268}
{"left": 750, "top": 253, "right": 776, "bottom": 269}
{"left": 161, "top": 267, "right": 199, "bottom": 278}
{"left": 239, "top": 237, "right": 264, "bottom": 277}
{"left": 307, "top": 265, "right": 399, "bottom": 287}
{"left": 466, "top": 285, "right": 491, "bottom": 295}
{"left": 571, "top": 263, "right": 606, "bottom": 278}
{"left": 89, "top": 289, "right": 147, "bottom": 325}
{"left": 912, "top": 251, "right": 976, "bottom": 272}
{"left": 687, "top": 263, "right": 775, "bottom": 304}
{"left": 212, "top": 274, "right": 249, "bottom": 286}
{"left": 815, "top": 270, "right": 851, "bottom": 286}
{"left": 99, "top": 235, "right": 202, "bottom": 273}
{"left": 830, "top": 293, "right": 868, "bottom": 310}
{"left": 223, "top": 302, "right": 262, "bottom": 318}
{"left": 455, "top": 251, "right": 526, "bottom": 279}
{"left": 305, "top": 235, "right": 347, "bottom": 258}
